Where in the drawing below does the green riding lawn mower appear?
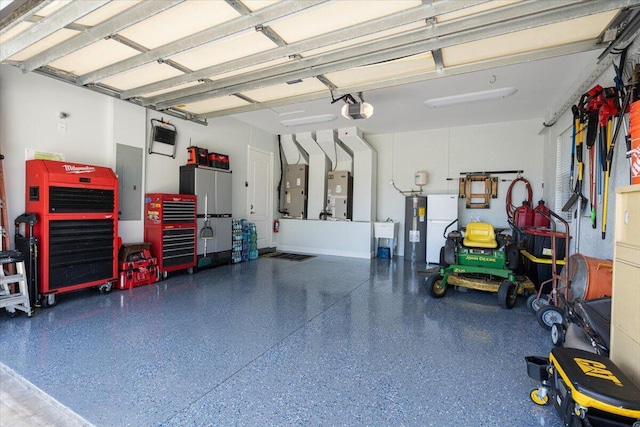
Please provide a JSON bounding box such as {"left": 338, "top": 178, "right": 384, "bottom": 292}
{"left": 425, "top": 219, "right": 536, "bottom": 309}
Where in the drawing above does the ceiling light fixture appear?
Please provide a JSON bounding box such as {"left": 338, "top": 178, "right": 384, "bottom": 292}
{"left": 271, "top": 109, "right": 306, "bottom": 117}
{"left": 424, "top": 87, "right": 517, "bottom": 108}
{"left": 280, "top": 114, "right": 337, "bottom": 127}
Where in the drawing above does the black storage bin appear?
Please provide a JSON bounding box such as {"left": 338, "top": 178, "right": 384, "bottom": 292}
{"left": 524, "top": 232, "right": 567, "bottom": 293}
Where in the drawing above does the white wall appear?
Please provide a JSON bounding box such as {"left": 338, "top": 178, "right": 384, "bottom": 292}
{"left": 1, "top": 65, "right": 112, "bottom": 246}
{"left": 145, "top": 110, "right": 277, "bottom": 222}
{"left": 368, "top": 118, "right": 545, "bottom": 256}
{"left": 1, "top": 60, "right": 618, "bottom": 261}
{"left": 0, "top": 64, "right": 278, "bottom": 248}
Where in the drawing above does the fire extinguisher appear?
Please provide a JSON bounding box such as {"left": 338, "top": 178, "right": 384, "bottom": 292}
{"left": 273, "top": 218, "right": 279, "bottom": 233}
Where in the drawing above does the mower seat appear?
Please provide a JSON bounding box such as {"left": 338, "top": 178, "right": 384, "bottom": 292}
{"left": 463, "top": 222, "right": 498, "bottom": 249}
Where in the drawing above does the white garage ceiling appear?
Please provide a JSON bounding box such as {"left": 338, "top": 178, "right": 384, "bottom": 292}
{"left": 1, "top": 0, "right": 640, "bottom": 135}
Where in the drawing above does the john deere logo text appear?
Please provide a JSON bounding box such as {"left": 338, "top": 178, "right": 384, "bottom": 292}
{"left": 574, "top": 358, "right": 622, "bottom": 386}
{"left": 466, "top": 255, "right": 496, "bottom": 263}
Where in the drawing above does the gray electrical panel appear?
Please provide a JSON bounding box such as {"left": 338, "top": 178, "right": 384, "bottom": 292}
{"left": 326, "top": 170, "right": 353, "bottom": 220}
{"left": 285, "top": 164, "right": 308, "bottom": 218}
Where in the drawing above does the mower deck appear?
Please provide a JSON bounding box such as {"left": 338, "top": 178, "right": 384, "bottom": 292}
{"left": 446, "top": 274, "right": 536, "bottom": 295}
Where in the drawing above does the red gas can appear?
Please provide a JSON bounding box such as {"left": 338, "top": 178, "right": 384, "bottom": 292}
{"left": 533, "top": 200, "right": 550, "bottom": 228}
{"left": 515, "top": 201, "right": 534, "bottom": 228}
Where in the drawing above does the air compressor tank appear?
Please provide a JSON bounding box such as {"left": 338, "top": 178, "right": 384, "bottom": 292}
{"left": 404, "top": 195, "right": 427, "bottom": 263}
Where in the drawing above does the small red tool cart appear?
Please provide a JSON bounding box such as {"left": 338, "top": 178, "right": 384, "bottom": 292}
{"left": 144, "top": 193, "right": 196, "bottom": 278}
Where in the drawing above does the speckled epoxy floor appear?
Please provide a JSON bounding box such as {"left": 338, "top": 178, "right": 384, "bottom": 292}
{"left": 0, "top": 256, "right": 561, "bottom": 426}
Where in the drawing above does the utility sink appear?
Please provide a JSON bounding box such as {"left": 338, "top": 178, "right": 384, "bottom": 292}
{"left": 374, "top": 222, "right": 399, "bottom": 258}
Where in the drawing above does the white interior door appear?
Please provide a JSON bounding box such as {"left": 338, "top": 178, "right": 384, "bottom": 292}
{"left": 248, "top": 146, "right": 273, "bottom": 249}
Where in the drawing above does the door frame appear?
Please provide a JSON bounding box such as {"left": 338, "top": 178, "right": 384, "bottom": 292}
{"left": 247, "top": 145, "right": 274, "bottom": 248}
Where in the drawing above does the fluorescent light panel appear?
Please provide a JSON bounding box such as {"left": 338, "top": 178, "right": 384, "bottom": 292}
{"left": 280, "top": 114, "right": 336, "bottom": 127}
{"left": 425, "top": 87, "right": 517, "bottom": 107}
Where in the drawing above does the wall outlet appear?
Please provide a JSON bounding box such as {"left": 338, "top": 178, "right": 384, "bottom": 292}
{"left": 388, "top": 179, "right": 393, "bottom": 185}
{"left": 58, "top": 122, "right": 67, "bottom": 133}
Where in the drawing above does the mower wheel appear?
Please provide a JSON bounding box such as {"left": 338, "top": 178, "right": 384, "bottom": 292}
{"left": 529, "top": 388, "right": 549, "bottom": 406}
{"left": 527, "top": 294, "right": 549, "bottom": 313}
{"left": 551, "top": 323, "right": 566, "bottom": 347}
{"left": 426, "top": 274, "right": 447, "bottom": 298}
{"left": 498, "top": 280, "right": 517, "bottom": 309}
{"left": 537, "top": 305, "right": 564, "bottom": 330}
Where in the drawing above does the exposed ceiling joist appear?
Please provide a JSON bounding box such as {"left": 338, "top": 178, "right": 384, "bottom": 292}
{"left": 1, "top": 0, "right": 110, "bottom": 62}
{"left": 75, "top": 0, "right": 328, "bottom": 86}
{"left": 255, "top": 24, "right": 288, "bottom": 48}
{"left": 151, "top": 0, "right": 621, "bottom": 110}
{"left": 3, "top": 0, "right": 639, "bottom": 130}
{"left": 195, "top": 38, "right": 603, "bottom": 120}
{"left": 224, "top": 0, "right": 252, "bottom": 16}
{"left": 316, "top": 74, "right": 337, "bottom": 90}
{"left": 121, "top": 0, "right": 488, "bottom": 99}
{"left": 19, "top": 0, "right": 185, "bottom": 73}
{"left": 0, "top": 0, "right": 52, "bottom": 36}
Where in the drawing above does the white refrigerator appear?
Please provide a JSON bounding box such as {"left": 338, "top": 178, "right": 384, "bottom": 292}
{"left": 426, "top": 194, "right": 459, "bottom": 265}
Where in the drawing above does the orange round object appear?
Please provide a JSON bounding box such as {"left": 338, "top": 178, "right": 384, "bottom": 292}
{"left": 566, "top": 254, "right": 613, "bottom": 302}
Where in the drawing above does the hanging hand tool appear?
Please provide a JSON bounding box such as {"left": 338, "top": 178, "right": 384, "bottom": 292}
{"left": 198, "top": 193, "right": 214, "bottom": 268}
{"left": 583, "top": 85, "right": 604, "bottom": 229}
{"left": 563, "top": 106, "right": 587, "bottom": 213}
{"left": 598, "top": 91, "right": 619, "bottom": 239}
{"left": 561, "top": 105, "right": 588, "bottom": 254}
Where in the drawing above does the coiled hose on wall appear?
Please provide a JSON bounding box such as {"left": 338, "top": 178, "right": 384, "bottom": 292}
{"left": 506, "top": 176, "right": 533, "bottom": 221}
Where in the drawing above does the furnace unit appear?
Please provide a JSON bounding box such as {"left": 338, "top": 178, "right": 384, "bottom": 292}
{"left": 25, "top": 159, "right": 119, "bottom": 307}
{"left": 326, "top": 171, "right": 353, "bottom": 220}
{"left": 144, "top": 193, "right": 196, "bottom": 277}
{"left": 284, "top": 164, "right": 308, "bottom": 218}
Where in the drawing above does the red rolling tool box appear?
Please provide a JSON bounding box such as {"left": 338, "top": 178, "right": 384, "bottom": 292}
{"left": 25, "top": 159, "right": 119, "bottom": 307}
{"left": 144, "top": 194, "right": 196, "bottom": 278}
{"left": 117, "top": 243, "right": 159, "bottom": 290}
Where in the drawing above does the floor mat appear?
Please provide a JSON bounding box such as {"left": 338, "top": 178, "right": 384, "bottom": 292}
{"left": 261, "top": 252, "right": 315, "bottom": 261}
